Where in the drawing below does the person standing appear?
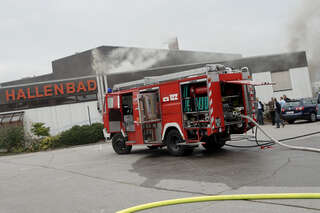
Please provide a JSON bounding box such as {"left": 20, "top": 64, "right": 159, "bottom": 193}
{"left": 283, "top": 95, "right": 290, "bottom": 102}
{"left": 279, "top": 96, "right": 287, "bottom": 125}
{"left": 268, "top": 98, "right": 276, "bottom": 125}
{"left": 275, "top": 98, "right": 284, "bottom": 128}
{"left": 279, "top": 97, "right": 286, "bottom": 109}
{"left": 257, "top": 98, "right": 264, "bottom": 125}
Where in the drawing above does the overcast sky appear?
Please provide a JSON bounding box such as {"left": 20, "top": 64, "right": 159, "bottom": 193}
{"left": 0, "top": 0, "right": 310, "bottom": 83}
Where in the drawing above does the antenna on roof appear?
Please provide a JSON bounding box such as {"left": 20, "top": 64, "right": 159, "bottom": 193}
{"left": 167, "top": 37, "right": 180, "bottom": 50}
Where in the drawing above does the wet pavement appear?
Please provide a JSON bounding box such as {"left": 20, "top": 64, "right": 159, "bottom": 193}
{"left": 0, "top": 121, "right": 320, "bottom": 212}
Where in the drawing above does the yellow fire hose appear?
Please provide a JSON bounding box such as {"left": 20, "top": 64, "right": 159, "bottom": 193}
{"left": 117, "top": 115, "right": 320, "bottom": 212}
{"left": 116, "top": 193, "right": 320, "bottom": 213}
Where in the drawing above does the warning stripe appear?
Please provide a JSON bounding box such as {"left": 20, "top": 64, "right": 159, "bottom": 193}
{"left": 208, "top": 78, "right": 215, "bottom": 129}
{"left": 250, "top": 85, "right": 256, "bottom": 119}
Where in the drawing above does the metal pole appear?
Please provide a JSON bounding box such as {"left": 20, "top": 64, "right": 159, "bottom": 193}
{"left": 87, "top": 106, "right": 92, "bottom": 125}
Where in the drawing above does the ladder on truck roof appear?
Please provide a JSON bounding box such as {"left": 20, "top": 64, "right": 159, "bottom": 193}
{"left": 113, "top": 64, "right": 244, "bottom": 91}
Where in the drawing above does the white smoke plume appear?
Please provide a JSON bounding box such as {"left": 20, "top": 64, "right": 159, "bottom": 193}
{"left": 288, "top": 1, "right": 320, "bottom": 81}
{"left": 91, "top": 47, "right": 169, "bottom": 74}
{"left": 107, "top": 48, "right": 169, "bottom": 73}
{"left": 91, "top": 48, "right": 108, "bottom": 74}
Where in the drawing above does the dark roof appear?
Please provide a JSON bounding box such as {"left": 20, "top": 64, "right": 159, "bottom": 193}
{"left": 51, "top": 45, "right": 241, "bottom": 79}
{"left": 1, "top": 46, "right": 241, "bottom": 87}
{"left": 222, "top": 51, "right": 307, "bottom": 73}
{"left": 1, "top": 74, "right": 54, "bottom": 87}
{"left": 1, "top": 46, "right": 307, "bottom": 89}
{"left": 106, "top": 51, "right": 308, "bottom": 88}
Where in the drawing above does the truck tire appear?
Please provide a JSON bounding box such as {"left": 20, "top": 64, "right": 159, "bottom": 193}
{"left": 165, "top": 129, "right": 191, "bottom": 156}
{"left": 112, "top": 133, "right": 132, "bottom": 154}
{"left": 310, "top": 113, "right": 317, "bottom": 122}
{"left": 147, "top": 146, "right": 159, "bottom": 150}
{"left": 202, "top": 135, "right": 225, "bottom": 152}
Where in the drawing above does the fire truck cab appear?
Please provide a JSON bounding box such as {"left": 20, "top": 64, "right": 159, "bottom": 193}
{"left": 103, "top": 64, "right": 261, "bottom": 156}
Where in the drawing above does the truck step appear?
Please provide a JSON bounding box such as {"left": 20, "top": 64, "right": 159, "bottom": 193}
{"left": 125, "top": 141, "right": 136, "bottom": 145}
{"left": 178, "top": 142, "right": 201, "bottom": 146}
{"left": 144, "top": 141, "right": 162, "bottom": 144}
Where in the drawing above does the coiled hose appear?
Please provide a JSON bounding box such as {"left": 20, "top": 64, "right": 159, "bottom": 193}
{"left": 238, "top": 115, "right": 320, "bottom": 153}
{"left": 226, "top": 125, "right": 275, "bottom": 148}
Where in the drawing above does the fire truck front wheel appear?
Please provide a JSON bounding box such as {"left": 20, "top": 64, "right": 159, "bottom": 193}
{"left": 112, "top": 133, "right": 132, "bottom": 154}
{"left": 166, "top": 129, "right": 193, "bottom": 156}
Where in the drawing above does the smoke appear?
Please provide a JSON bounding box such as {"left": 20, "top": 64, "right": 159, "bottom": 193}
{"left": 288, "top": 1, "right": 320, "bottom": 81}
{"left": 91, "top": 47, "right": 169, "bottom": 74}
{"left": 91, "top": 48, "right": 109, "bottom": 74}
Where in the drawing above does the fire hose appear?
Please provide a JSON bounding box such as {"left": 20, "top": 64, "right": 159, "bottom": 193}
{"left": 116, "top": 115, "right": 320, "bottom": 212}
{"left": 238, "top": 114, "right": 320, "bottom": 153}
{"left": 116, "top": 193, "right": 320, "bottom": 213}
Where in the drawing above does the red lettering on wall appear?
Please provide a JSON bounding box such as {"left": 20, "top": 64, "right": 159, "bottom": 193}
{"left": 87, "top": 80, "right": 97, "bottom": 91}
{"left": 5, "top": 89, "right": 15, "bottom": 101}
{"left": 44, "top": 85, "right": 53, "bottom": 96}
{"left": 35, "top": 87, "right": 43, "bottom": 98}
{"left": 27, "top": 88, "right": 36, "bottom": 99}
{"left": 77, "top": 81, "right": 87, "bottom": 93}
{"left": 66, "top": 83, "right": 76, "bottom": 94}
{"left": 3, "top": 79, "right": 98, "bottom": 104}
{"left": 54, "top": 84, "right": 64, "bottom": 95}
{"left": 16, "top": 89, "right": 26, "bottom": 100}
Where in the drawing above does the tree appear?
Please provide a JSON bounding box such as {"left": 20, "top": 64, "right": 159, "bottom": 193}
{"left": 31, "top": 123, "right": 50, "bottom": 137}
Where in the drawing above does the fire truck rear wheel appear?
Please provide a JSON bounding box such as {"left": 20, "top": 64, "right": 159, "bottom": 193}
{"left": 166, "top": 129, "right": 192, "bottom": 156}
{"left": 147, "top": 146, "right": 159, "bottom": 150}
{"left": 202, "top": 135, "right": 225, "bottom": 152}
{"left": 112, "top": 133, "right": 132, "bottom": 154}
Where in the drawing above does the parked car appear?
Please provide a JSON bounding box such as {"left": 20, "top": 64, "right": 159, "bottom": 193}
{"left": 282, "top": 98, "right": 318, "bottom": 124}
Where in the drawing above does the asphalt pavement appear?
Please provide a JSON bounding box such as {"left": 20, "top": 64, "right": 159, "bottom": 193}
{"left": 0, "top": 121, "right": 320, "bottom": 213}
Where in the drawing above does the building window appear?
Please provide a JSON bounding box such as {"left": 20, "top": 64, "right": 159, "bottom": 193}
{"left": 0, "top": 111, "right": 24, "bottom": 127}
{"left": 107, "top": 97, "right": 114, "bottom": 108}
{"left": 271, "top": 71, "right": 292, "bottom": 92}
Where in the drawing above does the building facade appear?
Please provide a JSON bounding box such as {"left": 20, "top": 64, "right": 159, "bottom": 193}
{"left": 0, "top": 46, "right": 312, "bottom": 135}
{"left": 0, "top": 46, "right": 242, "bottom": 134}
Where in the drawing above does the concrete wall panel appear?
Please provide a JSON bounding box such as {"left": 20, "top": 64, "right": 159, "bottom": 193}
{"left": 24, "top": 101, "right": 101, "bottom": 136}
{"left": 253, "top": 67, "right": 313, "bottom": 103}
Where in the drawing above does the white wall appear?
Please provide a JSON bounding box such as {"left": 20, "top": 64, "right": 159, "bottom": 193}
{"left": 252, "top": 72, "right": 274, "bottom": 103}
{"left": 23, "top": 101, "right": 102, "bottom": 136}
{"left": 286, "top": 67, "right": 313, "bottom": 99}
{"left": 252, "top": 67, "right": 313, "bottom": 103}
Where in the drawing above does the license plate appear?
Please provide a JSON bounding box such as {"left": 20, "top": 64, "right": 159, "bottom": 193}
{"left": 286, "top": 111, "right": 294, "bottom": 114}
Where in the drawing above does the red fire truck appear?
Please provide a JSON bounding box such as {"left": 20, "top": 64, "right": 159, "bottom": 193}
{"left": 103, "top": 64, "right": 267, "bottom": 156}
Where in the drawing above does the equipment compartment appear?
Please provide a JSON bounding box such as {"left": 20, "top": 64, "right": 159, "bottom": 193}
{"left": 138, "top": 91, "right": 162, "bottom": 143}
{"left": 220, "top": 82, "right": 246, "bottom": 133}
{"left": 181, "top": 82, "right": 210, "bottom": 130}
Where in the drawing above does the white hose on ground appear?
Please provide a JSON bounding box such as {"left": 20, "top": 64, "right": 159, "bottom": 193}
{"left": 240, "top": 114, "right": 320, "bottom": 153}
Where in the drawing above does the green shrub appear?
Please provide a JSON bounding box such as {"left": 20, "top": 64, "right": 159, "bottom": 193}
{"left": 25, "top": 135, "right": 62, "bottom": 152}
{"left": 27, "top": 139, "right": 40, "bottom": 152}
{"left": 59, "top": 123, "right": 104, "bottom": 146}
{"left": 31, "top": 122, "right": 50, "bottom": 137}
{"left": 0, "top": 126, "right": 25, "bottom": 152}
{"left": 39, "top": 135, "right": 61, "bottom": 150}
{"left": 90, "top": 123, "right": 104, "bottom": 142}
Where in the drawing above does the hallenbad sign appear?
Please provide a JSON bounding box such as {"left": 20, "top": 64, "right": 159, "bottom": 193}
{"left": 0, "top": 79, "right": 97, "bottom": 104}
